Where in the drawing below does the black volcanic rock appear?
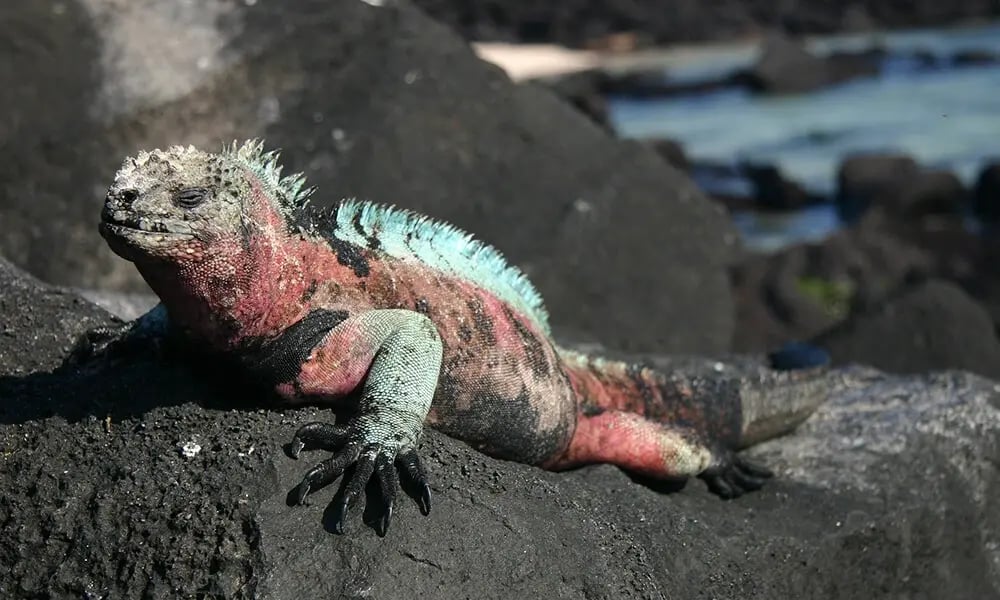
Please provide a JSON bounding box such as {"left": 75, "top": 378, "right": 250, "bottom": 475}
{"left": 815, "top": 279, "right": 1000, "bottom": 380}
{"left": 2, "top": 259, "right": 1000, "bottom": 598}
{"left": 835, "top": 153, "right": 921, "bottom": 221}
{"left": 0, "top": 0, "right": 737, "bottom": 355}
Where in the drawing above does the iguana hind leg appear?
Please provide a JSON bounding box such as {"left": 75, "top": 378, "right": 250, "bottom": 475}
{"left": 549, "top": 408, "right": 772, "bottom": 498}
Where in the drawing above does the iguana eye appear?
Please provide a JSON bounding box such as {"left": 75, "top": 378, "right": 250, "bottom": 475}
{"left": 174, "top": 187, "right": 210, "bottom": 209}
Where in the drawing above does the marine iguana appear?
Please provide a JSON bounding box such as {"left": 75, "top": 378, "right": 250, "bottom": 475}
{"left": 88, "top": 140, "right": 828, "bottom": 534}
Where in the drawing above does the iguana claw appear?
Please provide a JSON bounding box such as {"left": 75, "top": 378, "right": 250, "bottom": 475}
{"left": 699, "top": 454, "right": 773, "bottom": 499}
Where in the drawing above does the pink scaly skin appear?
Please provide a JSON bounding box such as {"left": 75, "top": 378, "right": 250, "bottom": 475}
{"left": 92, "top": 141, "right": 827, "bottom": 535}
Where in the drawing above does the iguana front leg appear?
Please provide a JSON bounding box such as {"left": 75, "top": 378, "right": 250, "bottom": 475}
{"left": 277, "top": 309, "right": 443, "bottom": 534}
{"left": 70, "top": 303, "right": 172, "bottom": 363}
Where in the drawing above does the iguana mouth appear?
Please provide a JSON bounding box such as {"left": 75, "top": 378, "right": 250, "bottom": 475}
{"left": 100, "top": 208, "right": 194, "bottom": 238}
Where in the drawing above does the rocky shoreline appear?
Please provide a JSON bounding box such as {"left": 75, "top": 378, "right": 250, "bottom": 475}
{"left": 413, "top": 0, "right": 1000, "bottom": 48}
{"left": 1, "top": 1, "right": 999, "bottom": 598}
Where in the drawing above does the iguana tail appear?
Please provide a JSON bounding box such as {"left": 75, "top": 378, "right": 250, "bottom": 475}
{"left": 557, "top": 348, "right": 829, "bottom": 451}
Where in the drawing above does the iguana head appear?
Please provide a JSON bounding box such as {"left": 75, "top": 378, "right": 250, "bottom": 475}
{"left": 101, "top": 141, "right": 317, "bottom": 342}
{"left": 101, "top": 140, "right": 313, "bottom": 265}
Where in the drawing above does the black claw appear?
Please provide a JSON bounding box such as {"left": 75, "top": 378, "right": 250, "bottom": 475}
{"left": 290, "top": 438, "right": 305, "bottom": 459}
{"left": 331, "top": 498, "right": 349, "bottom": 534}
{"left": 419, "top": 483, "right": 432, "bottom": 516}
{"left": 294, "top": 481, "right": 312, "bottom": 505}
{"left": 293, "top": 444, "right": 359, "bottom": 505}
{"left": 376, "top": 454, "right": 398, "bottom": 535}
{"left": 380, "top": 503, "right": 393, "bottom": 536}
{"left": 332, "top": 452, "right": 377, "bottom": 534}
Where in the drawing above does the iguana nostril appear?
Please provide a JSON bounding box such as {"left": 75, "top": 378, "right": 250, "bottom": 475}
{"left": 120, "top": 188, "right": 139, "bottom": 205}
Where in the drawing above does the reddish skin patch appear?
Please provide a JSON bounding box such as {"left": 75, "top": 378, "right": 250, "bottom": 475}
{"left": 552, "top": 410, "right": 697, "bottom": 477}
{"left": 288, "top": 320, "right": 380, "bottom": 403}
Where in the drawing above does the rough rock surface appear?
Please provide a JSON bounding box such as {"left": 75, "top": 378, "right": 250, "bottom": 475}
{"left": 0, "top": 0, "right": 736, "bottom": 355}
{"left": 3, "top": 261, "right": 1000, "bottom": 599}
{"left": 815, "top": 279, "right": 1000, "bottom": 380}
{"left": 730, "top": 219, "right": 937, "bottom": 353}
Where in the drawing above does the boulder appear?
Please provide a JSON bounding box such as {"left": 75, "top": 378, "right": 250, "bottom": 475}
{"left": 973, "top": 162, "right": 1000, "bottom": 224}
{"left": 528, "top": 69, "right": 612, "bottom": 129}
{"left": 737, "top": 35, "right": 880, "bottom": 95}
{"left": 814, "top": 279, "right": 1000, "bottom": 380}
{"left": 739, "top": 34, "right": 832, "bottom": 94}
{"left": 731, "top": 219, "right": 936, "bottom": 353}
{"left": 741, "top": 162, "right": 814, "bottom": 211}
{"left": 892, "top": 169, "right": 966, "bottom": 218}
{"left": 835, "top": 153, "right": 921, "bottom": 221}
{"left": 0, "top": 0, "right": 737, "bottom": 355}
{"left": 2, "top": 263, "right": 999, "bottom": 598}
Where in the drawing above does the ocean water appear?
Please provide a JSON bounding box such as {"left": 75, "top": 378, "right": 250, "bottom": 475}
{"left": 609, "top": 23, "right": 1000, "bottom": 251}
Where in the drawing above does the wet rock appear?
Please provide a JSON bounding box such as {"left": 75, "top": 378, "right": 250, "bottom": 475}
{"left": 737, "top": 35, "right": 880, "bottom": 95}
{"left": 835, "top": 153, "right": 921, "bottom": 221}
{"left": 837, "top": 156, "right": 966, "bottom": 222}
{"left": 973, "top": 162, "right": 1000, "bottom": 224}
{"left": 894, "top": 169, "right": 967, "bottom": 218}
{"left": 814, "top": 279, "right": 1000, "bottom": 380}
{"left": 2, "top": 266, "right": 999, "bottom": 598}
{"left": 741, "top": 162, "right": 815, "bottom": 211}
{"left": 738, "top": 34, "right": 831, "bottom": 94}
{"left": 0, "top": 0, "right": 737, "bottom": 355}
{"left": 731, "top": 219, "right": 937, "bottom": 353}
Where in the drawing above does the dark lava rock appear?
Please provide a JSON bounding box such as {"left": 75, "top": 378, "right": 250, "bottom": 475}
{"left": 528, "top": 69, "right": 612, "bottom": 129}
{"left": 737, "top": 35, "right": 880, "bottom": 95}
{"left": 0, "top": 0, "right": 737, "bottom": 355}
{"left": 835, "top": 153, "right": 921, "bottom": 221}
{"left": 641, "top": 137, "right": 689, "bottom": 171}
{"left": 409, "top": 1, "right": 1000, "bottom": 47}
{"left": 731, "top": 219, "right": 937, "bottom": 353}
{"left": 814, "top": 279, "right": 1000, "bottom": 380}
{"left": 3, "top": 262, "right": 1000, "bottom": 598}
{"left": 741, "top": 162, "right": 815, "bottom": 211}
{"left": 739, "top": 34, "right": 831, "bottom": 94}
{"left": 974, "top": 162, "right": 1000, "bottom": 224}
{"left": 836, "top": 158, "right": 966, "bottom": 222}
{"left": 892, "top": 169, "right": 967, "bottom": 218}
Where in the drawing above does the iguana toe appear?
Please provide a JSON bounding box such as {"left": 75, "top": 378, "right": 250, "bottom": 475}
{"left": 397, "top": 449, "right": 432, "bottom": 515}
{"left": 699, "top": 453, "right": 774, "bottom": 499}
{"left": 289, "top": 421, "right": 350, "bottom": 458}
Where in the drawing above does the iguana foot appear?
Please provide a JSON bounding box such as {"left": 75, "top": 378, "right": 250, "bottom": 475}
{"left": 69, "top": 304, "right": 170, "bottom": 365}
{"left": 69, "top": 321, "right": 132, "bottom": 364}
{"left": 289, "top": 421, "right": 431, "bottom": 535}
{"left": 698, "top": 454, "right": 773, "bottom": 499}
